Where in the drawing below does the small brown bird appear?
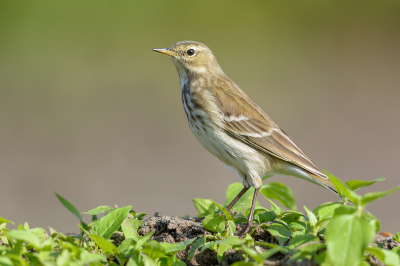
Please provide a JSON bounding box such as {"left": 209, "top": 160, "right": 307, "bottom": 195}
{"left": 153, "top": 41, "right": 337, "bottom": 235}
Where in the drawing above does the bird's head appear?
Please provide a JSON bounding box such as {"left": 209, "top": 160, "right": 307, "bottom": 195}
{"left": 153, "top": 41, "right": 222, "bottom": 76}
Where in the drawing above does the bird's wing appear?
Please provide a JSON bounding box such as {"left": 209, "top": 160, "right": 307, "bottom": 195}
{"left": 213, "top": 83, "right": 326, "bottom": 178}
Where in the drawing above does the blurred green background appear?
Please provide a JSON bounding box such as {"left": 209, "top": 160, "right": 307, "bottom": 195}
{"left": 1, "top": 1, "right": 399, "bottom": 234}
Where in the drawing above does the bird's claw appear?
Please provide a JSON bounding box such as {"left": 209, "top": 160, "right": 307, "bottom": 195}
{"left": 183, "top": 216, "right": 205, "bottom": 222}
{"left": 235, "top": 223, "right": 252, "bottom": 238}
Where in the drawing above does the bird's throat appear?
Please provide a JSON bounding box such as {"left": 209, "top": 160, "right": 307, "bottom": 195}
{"left": 173, "top": 61, "right": 190, "bottom": 92}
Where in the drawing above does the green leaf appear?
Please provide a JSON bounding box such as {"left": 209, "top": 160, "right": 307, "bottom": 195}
{"left": 121, "top": 217, "right": 142, "bottom": 240}
{"left": 258, "top": 211, "right": 276, "bottom": 223}
{"left": 361, "top": 185, "right": 400, "bottom": 206}
{"left": 133, "top": 212, "right": 147, "bottom": 220}
{"left": 233, "top": 214, "right": 248, "bottom": 224}
{"left": 333, "top": 205, "right": 357, "bottom": 216}
{"left": 159, "top": 256, "right": 186, "bottom": 266}
{"left": 80, "top": 249, "right": 106, "bottom": 263}
{"left": 217, "top": 243, "right": 232, "bottom": 263}
{"left": 260, "top": 182, "right": 296, "bottom": 210}
{"left": 54, "top": 192, "right": 80, "bottom": 219}
{"left": 367, "top": 246, "right": 400, "bottom": 266}
{"left": 0, "top": 217, "right": 14, "bottom": 225}
{"left": 304, "top": 206, "right": 317, "bottom": 229}
{"left": 313, "top": 202, "right": 342, "bottom": 223}
{"left": 288, "top": 233, "right": 319, "bottom": 251}
{"left": 0, "top": 257, "right": 13, "bottom": 266}
{"left": 281, "top": 211, "right": 303, "bottom": 225}
{"left": 82, "top": 206, "right": 114, "bottom": 215}
{"left": 136, "top": 232, "right": 155, "bottom": 249}
{"left": 259, "top": 248, "right": 282, "bottom": 261}
{"left": 8, "top": 230, "right": 40, "bottom": 249}
{"left": 393, "top": 232, "right": 400, "bottom": 242}
{"left": 242, "top": 233, "right": 255, "bottom": 247}
{"left": 117, "top": 238, "right": 135, "bottom": 256}
{"left": 55, "top": 249, "right": 70, "bottom": 266}
{"left": 126, "top": 258, "right": 141, "bottom": 266}
{"left": 313, "top": 251, "right": 333, "bottom": 266}
{"left": 161, "top": 238, "right": 196, "bottom": 254}
{"left": 0, "top": 245, "right": 10, "bottom": 252}
{"left": 188, "top": 236, "right": 207, "bottom": 260}
{"left": 232, "top": 261, "right": 258, "bottom": 266}
{"left": 346, "top": 177, "right": 385, "bottom": 191}
{"left": 242, "top": 246, "right": 263, "bottom": 263}
{"left": 226, "top": 220, "right": 236, "bottom": 237}
{"left": 325, "top": 213, "right": 375, "bottom": 266}
{"left": 92, "top": 205, "right": 131, "bottom": 239}
{"left": 142, "top": 240, "right": 167, "bottom": 259}
{"left": 201, "top": 237, "right": 243, "bottom": 252}
{"left": 282, "top": 210, "right": 304, "bottom": 217}
{"left": 361, "top": 211, "right": 381, "bottom": 233}
{"left": 262, "top": 174, "right": 273, "bottom": 181}
{"left": 324, "top": 171, "right": 361, "bottom": 204}
{"left": 246, "top": 207, "right": 268, "bottom": 223}
{"left": 392, "top": 247, "right": 400, "bottom": 256}
{"left": 193, "top": 198, "right": 217, "bottom": 217}
{"left": 289, "top": 221, "right": 306, "bottom": 231}
{"left": 312, "top": 202, "right": 342, "bottom": 232}
{"left": 266, "top": 221, "right": 291, "bottom": 245}
{"left": 89, "top": 234, "right": 118, "bottom": 254}
{"left": 224, "top": 183, "right": 254, "bottom": 210}
{"left": 256, "top": 242, "right": 289, "bottom": 254}
{"left": 6, "top": 254, "right": 29, "bottom": 266}
{"left": 211, "top": 200, "right": 233, "bottom": 220}
{"left": 30, "top": 227, "right": 47, "bottom": 241}
{"left": 143, "top": 254, "right": 157, "bottom": 266}
{"left": 202, "top": 214, "right": 225, "bottom": 234}
{"left": 265, "top": 198, "right": 282, "bottom": 216}
{"left": 246, "top": 243, "right": 285, "bottom": 262}
{"left": 359, "top": 261, "right": 371, "bottom": 266}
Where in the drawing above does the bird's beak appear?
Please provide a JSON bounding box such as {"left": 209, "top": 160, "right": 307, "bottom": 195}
{"left": 153, "top": 48, "right": 177, "bottom": 57}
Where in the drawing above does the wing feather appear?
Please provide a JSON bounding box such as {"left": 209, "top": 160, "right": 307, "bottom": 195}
{"left": 211, "top": 80, "right": 326, "bottom": 178}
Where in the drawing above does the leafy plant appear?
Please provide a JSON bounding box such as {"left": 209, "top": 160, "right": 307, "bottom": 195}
{"left": 322, "top": 172, "right": 400, "bottom": 266}
{"left": 394, "top": 232, "right": 400, "bottom": 242}
{"left": 0, "top": 172, "right": 399, "bottom": 265}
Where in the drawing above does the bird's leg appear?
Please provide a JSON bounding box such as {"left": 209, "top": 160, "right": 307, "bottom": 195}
{"left": 185, "top": 187, "right": 250, "bottom": 222}
{"left": 237, "top": 187, "right": 260, "bottom": 237}
{"left": 226, "top": 187, "right": 249, "bottom": 211}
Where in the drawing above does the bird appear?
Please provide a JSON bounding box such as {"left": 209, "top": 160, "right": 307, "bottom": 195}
{"left": 153, "top": 41, "right": 337, "bottom": 236}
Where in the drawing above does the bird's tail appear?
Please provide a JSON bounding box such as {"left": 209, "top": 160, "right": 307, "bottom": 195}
{"left": 308, "top": 172, "right": 373, "bottom": 214}
{"left": 308, "top": 173, "right": 338, "bottom": 195}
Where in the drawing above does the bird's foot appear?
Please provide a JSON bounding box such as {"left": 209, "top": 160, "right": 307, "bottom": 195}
{"left": 235, "top": 222, "right": 252, "bottom": 238}
{"left": 183, "top": 216, "right": 205, "bottom": 222}
{"left": 252, "top": 220, "right": 290, "bottom": 231}
{"left": 236, "top": 220, "right": 290, "bottom": 238}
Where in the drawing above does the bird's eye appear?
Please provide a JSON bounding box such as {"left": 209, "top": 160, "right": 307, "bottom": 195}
{"left": 187, "top": 49, "right": 195, "bottom": 56}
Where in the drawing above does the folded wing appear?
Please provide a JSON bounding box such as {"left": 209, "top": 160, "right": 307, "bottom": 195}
{"left": 213, "top": 83, "right": 327, "bottom": 178}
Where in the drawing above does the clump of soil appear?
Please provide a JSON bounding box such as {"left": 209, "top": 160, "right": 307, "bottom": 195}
{"left": 138, "top": 212, "right": 210, "bottom": 242}
{"left": 138, "top": 212, "right": 219, "bottom": 265}
{"left": 369, "top": 235, "right": 400, "bottom": 266}
{"left": 374, "top": 234, "right": 400, "bottom": 250}
{"left": 137, "top": 213, "right": 293, "bottom": 265}
{"left": 136, "top": 213, "right": 400, "bottom": 266}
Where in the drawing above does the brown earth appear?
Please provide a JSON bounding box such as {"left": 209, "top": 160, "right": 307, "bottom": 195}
{"left": 133, "top": 213, "right": 400, "bottom": 266}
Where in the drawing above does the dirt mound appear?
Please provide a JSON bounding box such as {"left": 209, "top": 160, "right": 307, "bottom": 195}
{"left": 137, "top": 213, "right": 399, "bottom": 266}
{"left": 370, "top": 234, "right": 400, "bottom": 266}
{"left": 138, "top": 213, "right": 300, "bottom": 265}
{"left": 138, "top": 212, "right": 220, "bottom": 265}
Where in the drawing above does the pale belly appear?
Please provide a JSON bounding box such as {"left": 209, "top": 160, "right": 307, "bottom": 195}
{"left": 186, "top": 113, "right": 271, "bottom": 188}
{"left": 181, "top": 85, "right": 269, "bottom": 188}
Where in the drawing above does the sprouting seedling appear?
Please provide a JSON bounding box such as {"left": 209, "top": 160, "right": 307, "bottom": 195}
{"left": 325, "top": 171, "right": 400, "bottom": 212}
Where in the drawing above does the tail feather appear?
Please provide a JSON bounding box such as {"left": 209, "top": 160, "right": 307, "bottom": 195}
{"left": 308, "top": 173, "right": 338, "bottom": 195}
